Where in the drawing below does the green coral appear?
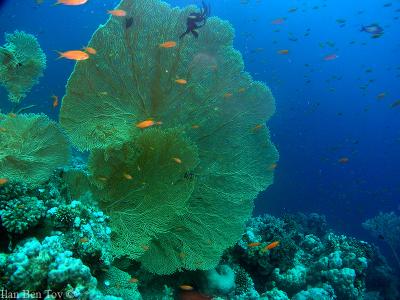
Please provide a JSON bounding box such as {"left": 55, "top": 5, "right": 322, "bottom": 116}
{"left": 363, "top": 212, "right": 400, "bottom": 269}
{"left": 0, "top": 196, "right": 45, "bottom": 234}
{"left": 0, "top": 113, "right": 71, "bottom": 186}
{"left": 89, "top": 127, "right": 198, "bottom": 261}
{"left": 0, "top": 30, "right": 46, "bottom": 103}
{"left": 60, "top": 0, "right": 278, "bottom": 274}
{"left": 99, "top": 266, "right": 141, "bottom": 299}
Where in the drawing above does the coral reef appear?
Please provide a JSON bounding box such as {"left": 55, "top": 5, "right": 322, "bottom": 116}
{"left": 1, "top": 166, "right": 399, "bottom": 299}
{"left": 0, "top": 30, "right": 46, "bottom": 103}
{"left": 59, "top": 0, "right": 278, "bottom": 275}
{"left": 0, "top": 113, "right": 70, "bottom": 186}
{"left": 208, "top": 213, "right": 399, "bottom": 300}
{"left": 0, "top": 166, "right": 131, "bottom": 299}
{"left": 1, "top": 0, "right": 398, "bottom": 299}
{"left": 81, "top": 212, "right": 398, "bottom": 300}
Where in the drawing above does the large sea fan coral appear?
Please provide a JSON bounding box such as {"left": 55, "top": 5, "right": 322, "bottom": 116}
{"left": 0, "top": 113, "right": 70, "bottom": 185}
{"left": 0, "top": 30, "right": 46, "bottom": 103}
{"left": 60, "top": 0, "right": 278, "bottom": 274}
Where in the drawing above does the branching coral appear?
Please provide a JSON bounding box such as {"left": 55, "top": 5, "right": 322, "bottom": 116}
{"left": 0, "top": 113, "right": 70, "bottom": 186}
{"left": 0, "top": 196, "right": 45, "bottom": 234}
{"left": 60, "top": 0, "right": 278, "bottom": 275}
{"left": 0, "top": 30, "right": 46, "bottom": 103}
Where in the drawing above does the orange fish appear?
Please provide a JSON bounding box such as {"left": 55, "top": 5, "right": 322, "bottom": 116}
{"left": 262, "top": 241, "right": 280, "bottom": 251}
{"left": 278, "top": 49, "right": 289, "bottom": 55}
{"left": 84, "top": 47, "right": 96, "bottom": 55}
{"left": 97, "top": 176, "right": 108, "bottom": 182}
{"left": 224, "top": 92, "right": 233, "bottom": 98}
{"left": 57, "top": 50, "right": 89, "bottom": 61}
{"left": 180, "top": 285, "right": 194, "bottom": 291}
{"left": 141, "top": 245, "right": 150, "bottom": 251}
{"left": 0, "top": 127, "right": 7, "bottom": 132}
{"left": 159, "top": 41, "right": 177, "bottom": 48}
{"left": 107, "top": 9, "right": 127, "bottom": 17}
{"left": 8, "top": 113, "right": 17, "bottom": 118}
{"left": 268, "top": 163, "right": 278, "bottom": 170}
{"left": 338, "top": 157, "right": 349, "bottom": 164}
{"left": 136, "top": 119, "right": 161, "bottom": 129}
{"left": 238, "top": 88, "right": 246, "bottom": 93}
{"left": 191, "top": 124, "right": 200, "bottom": 129}
{"left": 123, "top": 172, "right": 133, "bottom": 180}
{"left": 271, "top": 18, "right": 285, "bottom": 25}
{"left": 80, "top": 237, "right": 89, "bottom": 243}
{"left": 51, "top": 95, "right": 59, "bottom": 108}
{"left": 55, "top": 0, "right": 88, "bottom": 5}
{"left": 129, "top": 277, "right": 139, "bottom": 283}
{"left": 175, "top": 79, "right": 187, "bottom": 85}
{"left": 252, "top": 124, "right": 264, "bottom": 132}
{"left": 248, "top": 242, "right": 261, "bottom": 247}
{"left": 323, "top": 54, "right": 339, "bottom": 61}
{"left": 172, "top": 157, "right": 182, "bottom": 164}
{"left": 0, "top": 178, "right": 9, "bottom": 185}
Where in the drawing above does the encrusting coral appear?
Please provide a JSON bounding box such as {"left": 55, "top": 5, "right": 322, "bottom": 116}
{"left": 60, "top": 0, "right": 278, "bottom": 274}
{"left": 5, "top": 235, "right": 96, "bottom": 291}
{"left": 0, "top": 113, "right": 70, "bottom": 186}
{"left": 0, "top": 30, "right": 46, "bottom": 103}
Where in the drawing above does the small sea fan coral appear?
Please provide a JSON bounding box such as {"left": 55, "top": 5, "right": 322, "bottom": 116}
{"left": 363, "top": 212, "right": 400, "bottom": 269}
{"left": 0, "top": 113, "right": 70, "bottom": 186}
{"left": 60, "top": 0, "right": 278, "bottom": 274}
{"left": 0, "top": 30, "right": 46, "bottom": 103}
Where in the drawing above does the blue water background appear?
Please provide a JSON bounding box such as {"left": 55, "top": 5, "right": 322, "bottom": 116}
{"left": 0, "top": 0, "right": 399, "bottom": 267}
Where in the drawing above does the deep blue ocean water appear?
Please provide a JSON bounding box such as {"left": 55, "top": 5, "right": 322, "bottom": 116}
{"left": 0, "top": 0, "right": 399, "bottom": 271}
